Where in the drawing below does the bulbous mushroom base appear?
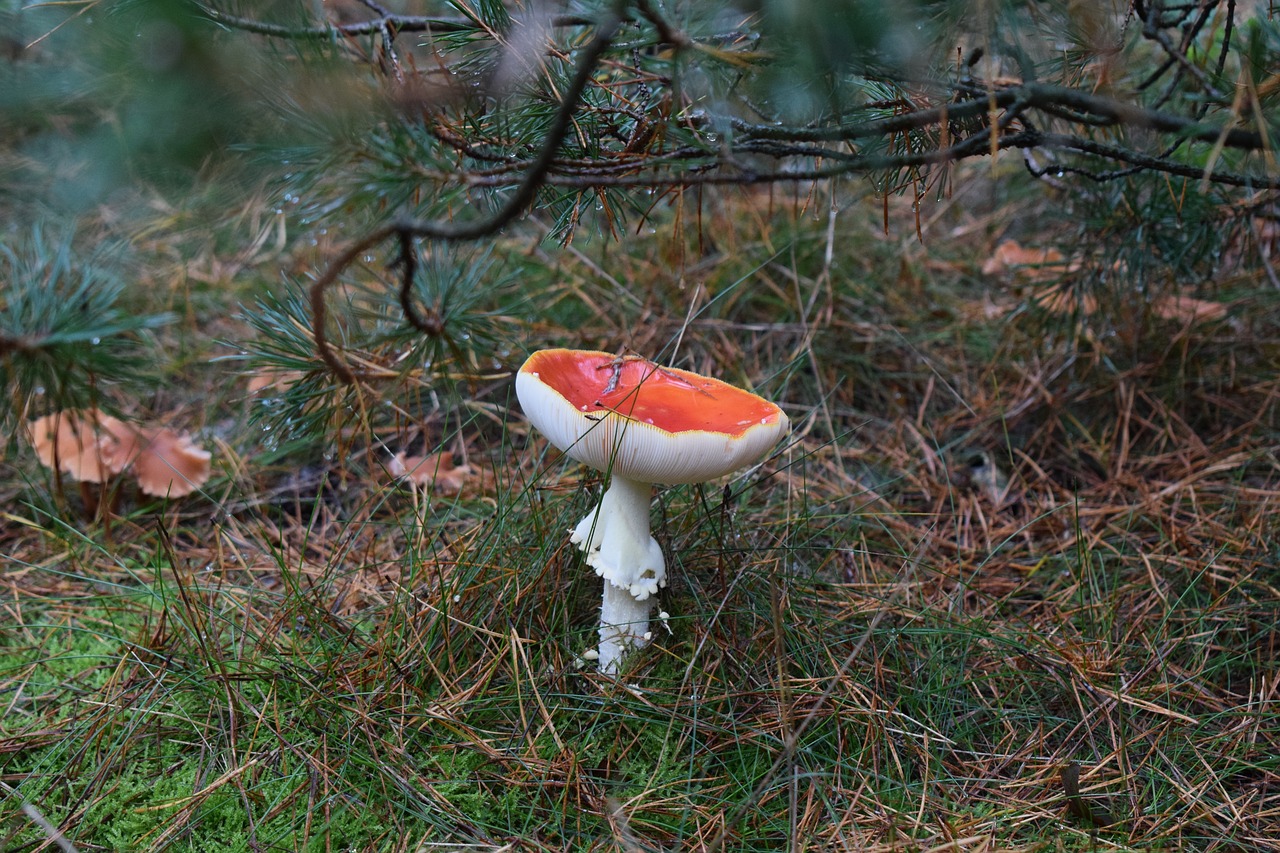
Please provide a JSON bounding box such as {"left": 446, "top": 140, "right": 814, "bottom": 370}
{"left": 570, "top": 476, "right": 667, "bottom": 673}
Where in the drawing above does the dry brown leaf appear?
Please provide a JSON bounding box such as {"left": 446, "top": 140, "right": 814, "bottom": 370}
{"left": 1149, "top": 293, "right": 1228, "bottom": 324}
{"left": 389, "top": 451, "right": 473, "bottom": 495}
{"left": 332, "top": 561, "right": 402, "bottom": 616}
{"left": 130, "top": 428, "right": 213, "bottom": 497}
{"left": 982, "top": 239, "right": 1077, "bottom": 282}
{"left": 1060, "top": 763, "right": 1123, "bottom": 829}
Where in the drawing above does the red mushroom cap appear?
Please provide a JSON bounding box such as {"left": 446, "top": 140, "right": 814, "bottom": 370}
{"left": 516, "top": 349, "right": 788, "bottom": 485}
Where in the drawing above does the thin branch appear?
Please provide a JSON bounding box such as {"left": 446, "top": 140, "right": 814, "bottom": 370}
{"left": 1142, "top": 3, "right": 1225, "bottom": 100}
{"left": 1140, "top": 0, "right": 1221, "bottom": 103}
{"left": 0, "top": 334, "right": 40, "bottom": 355}
{"left": 196, "top": 5, "right": 594, "bottom": 39}
{"left": 1034, "top": 132, "right": 1280, "bottom": 189}
{"left": 633, "top": 0, "right": 690, "bottom": 48}
{"left": 399, "top": 9, "right": 627, "bottom": 241}
{"left": 414, "top": 123, "right": 1280, "bottom": 190}
{"left": 396, "top": 232, "right": 443, "bottom": 336}
{"left": 309, "top": 226, "right": 395, "bottom": 382}
{"left": 359, "top": 0, "right": 404, "bottom": 83}
{"left": 728, "top": 82, "right": 1265, "bottom": 150}
{"left": 309, "top": 3, "right": 626, "bottom": 382}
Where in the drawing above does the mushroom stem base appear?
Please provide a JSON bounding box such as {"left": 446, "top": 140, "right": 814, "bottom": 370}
{"left": 598, "top": 581, "right": 653, "bottom": 675}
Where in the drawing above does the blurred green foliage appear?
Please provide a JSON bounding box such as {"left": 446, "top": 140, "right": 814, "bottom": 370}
{"left": 1, "top": 0, "right": 283, "bottom": 213}
{"left": 0, "top": 226, "right": 172, "bottom": 436}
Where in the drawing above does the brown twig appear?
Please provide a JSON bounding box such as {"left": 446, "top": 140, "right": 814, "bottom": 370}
{"left": 308, "top": 3, "right": 626, "bottom": 382}
{"left": 0, "top": 333, "right": 39, "bottom": 356}
{"left": 729, "top": 82, "right": 1264, "bottom": 150}
{"left": 633, "top": 0, "right": 690, "bottom": 49}
{"left": 308, "top": 226, "right": 395, "bottom": 383}
{"left": 197, "top": 5, "right": 595, "bottom": 40}
{"left": 395, "top": 231, "right": 443, "bottom": 337}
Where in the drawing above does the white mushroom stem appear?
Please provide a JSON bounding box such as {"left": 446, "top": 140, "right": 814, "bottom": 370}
{"left": 569, "top": 475, "right": 666, "bottom": 674}
{"left": 598, "top": 582, "right": 652, "bottom": 675}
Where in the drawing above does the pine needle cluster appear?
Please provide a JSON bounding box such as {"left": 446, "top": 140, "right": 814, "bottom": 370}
{"left": 0, "top": 227, "right": 172, "bottom": 441}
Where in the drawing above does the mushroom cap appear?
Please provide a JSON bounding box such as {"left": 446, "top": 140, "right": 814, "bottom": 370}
{"left": 27, "top": 410, "right": 212, "bottom": 497}
{"left": 130, "top": 428, "right": 213, "bottom": 497}
{"left": 28, "top": 410, "right": 137, "bottom": 483}
{"left": 516, "top": 349, "right": 788, "bottom": 485}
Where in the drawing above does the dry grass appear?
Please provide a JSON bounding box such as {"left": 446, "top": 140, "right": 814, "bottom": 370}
{"left": 2, "top": 170, "right": 1279, "bottom": 851}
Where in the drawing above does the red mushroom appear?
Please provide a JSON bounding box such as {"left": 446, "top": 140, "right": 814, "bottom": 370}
{"left": 516, "top": 349, "right": 789, "bottom": 673}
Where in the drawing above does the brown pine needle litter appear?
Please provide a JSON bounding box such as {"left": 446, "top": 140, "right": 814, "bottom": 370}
{"left": 3, "top": 178, "right": 1279, "bottom": 851}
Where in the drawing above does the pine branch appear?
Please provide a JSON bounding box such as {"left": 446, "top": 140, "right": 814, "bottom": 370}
{"left": 0, "top": 230, "right": 172, "bottom": 428}
{"left": 196, "top": 5, "right": 596, "bottom": 40}
{"left": 727, "top": 83, "right": 1264, "bottom": 150}
{"left": 252, "top": 0, "right": 1276, "bottom": 375}
{"left": 310, "top": 1, "right": 628, "bottom": 383}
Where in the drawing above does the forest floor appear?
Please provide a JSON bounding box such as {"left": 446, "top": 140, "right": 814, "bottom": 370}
{"left": 2, "top": 164, "right": 1279, "bottom": 851}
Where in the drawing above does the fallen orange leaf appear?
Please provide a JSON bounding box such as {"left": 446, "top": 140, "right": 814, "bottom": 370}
{"left": 982, "top": 239, "right": 1077, "bottom": 282}
{"left": 389, "top": 451, "right": 473, "bottom": 495}
{"left": 247, "top": 368, "right": 304, "bottom": 395}
{"left": 1149, "top": 293, "right": 1228, "bottom": 324}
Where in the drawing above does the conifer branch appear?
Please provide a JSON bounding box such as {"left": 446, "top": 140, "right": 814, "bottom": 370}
{"left": 309, "top": 2, "right": 627, "bottom": 383}
{"left": 213, "top": 0, "right": 1277, "bottom": 375}
{"left": 197, "top": 5, "right": 595, "bottom": 40}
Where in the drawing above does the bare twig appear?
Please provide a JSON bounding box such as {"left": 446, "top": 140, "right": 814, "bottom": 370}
{"left": 728, "top": 82, "right": 1264, "bottom": 150}
{"left": 1034, "top": 132, "right": 1280, "bottom": 189}
{"left": 633, "top": 0, "right": 690, "bottom": 49}
{"left": 0, "top": 333, "right": 40, "bottom": 355}
{"left": 395, "top": 231, "right": 443, "bottom": 336}
{"left": 309, "top": 3, "right": 626, "bottom": 382}
{"left": 309, "top": 226, "right": 396, "bottom": 382}
{"left": 1142, "top": 4, "right": 1225, "bottom": 101}
{"left": 197, "top": 5, "right": 594, "bottom": 40}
